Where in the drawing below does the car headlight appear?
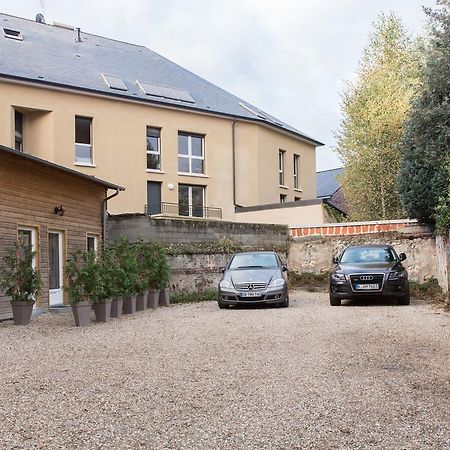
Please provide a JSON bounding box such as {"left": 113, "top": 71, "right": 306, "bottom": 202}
{"left": 219, "top": 280, "right": 234, "bottom": 289}
{"left": 269, "top": 278, "right": 285, "bottom": 287}
{"left": 388, "top": 271, "right": 406, "bottom": 280}
{"left": 331, "top": 272, "right": 346, "bottom": 281}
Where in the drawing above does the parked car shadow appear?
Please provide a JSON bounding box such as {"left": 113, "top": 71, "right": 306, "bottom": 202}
{"left": 341, "top": 297, "right": 404, "bottom": 307}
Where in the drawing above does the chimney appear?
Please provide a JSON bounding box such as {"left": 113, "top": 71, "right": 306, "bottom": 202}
{"left": 76, "top": 27, "right": 81, "bottom": 42}
{"left": 35, "top": 13, "right": 46, "bottom": 24}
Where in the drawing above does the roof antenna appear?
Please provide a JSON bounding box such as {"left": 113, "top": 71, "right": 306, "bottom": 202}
{"left": 76, "top": 27, "right": 81, "bottom": 42}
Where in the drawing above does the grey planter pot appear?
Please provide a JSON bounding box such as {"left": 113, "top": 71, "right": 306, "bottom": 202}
{"left": 10, "top": 300, "right": 35, "bottom": 325}
{"left": 136, "top": 292, "right": 148, "bottom": 311}
{"left": 71, "top": 301, "right": 92, "bottom": 327}
{"left": 122, "top": 295, "right": 136, "bottom": 315}
{"left": 92, "top": 298, "right": 112, "bottom": 322}
{"left": 159, "top": 288, "right": 170, "bottom": 307}
{"left": 147, "top": 289, "right": 159, "bottom": 309}
{"left": 110, "top": 297, "right": 123, "bottom": 318}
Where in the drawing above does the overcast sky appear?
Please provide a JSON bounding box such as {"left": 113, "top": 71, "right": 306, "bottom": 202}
{"left": 1, "top": 0, "right": 436, "bottom": 170}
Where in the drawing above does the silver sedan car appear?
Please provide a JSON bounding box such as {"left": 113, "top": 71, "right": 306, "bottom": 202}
{"left": 217, "top": 251, "right": 289, "bottom": 308}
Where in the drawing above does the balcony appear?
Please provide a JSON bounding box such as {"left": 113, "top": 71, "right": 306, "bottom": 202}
{"left": 145, "top": 202, "right": 222, "bottom": 220}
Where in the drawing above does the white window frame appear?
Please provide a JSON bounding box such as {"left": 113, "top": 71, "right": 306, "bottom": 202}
{"left": 3, "top": 28, "right": 23, "bottom": 41}
{"left": 279, "top": 150, "right": 285, "bottom": 186}
{"left": 178, "top": 133, "right": 205, "bottom": 175}
{"left": 75, "top": 116, "right": 94, "bottom": 166}
{"left": 86, "top": 234, "right": 99, "bottom": 253}
{"left": 179, "top": 184, "right": 205, "bottom": 217}
{"left": 293, "top": 154, "right": 300, "bottom": 189}
{"left": 18, "top": 227, "right": 37, "bottom": 269}
{"left": 146, "top": 127, "right": 161, "bottom": 171}
{"left": 280, "top": 194, "right": 287, "bottom": 204}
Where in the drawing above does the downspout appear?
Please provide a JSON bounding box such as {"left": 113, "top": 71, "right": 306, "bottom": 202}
{"left": 232, "top": 119, "right": 241, "bottom": 208}
{"left": 102, "top": 188, "right": 120, "bottom": 242}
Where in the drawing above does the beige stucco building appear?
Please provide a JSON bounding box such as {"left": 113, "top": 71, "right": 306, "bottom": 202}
{"left": 0, "top": 13, "right": 324, "bottom": 223}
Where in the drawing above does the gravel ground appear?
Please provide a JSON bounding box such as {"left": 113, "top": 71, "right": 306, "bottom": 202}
{"left": 0, "top": 292, "right": 449, "bottom": 450}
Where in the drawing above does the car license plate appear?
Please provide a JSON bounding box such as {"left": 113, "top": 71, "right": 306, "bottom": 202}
{"left": 240, "top": 292, "right": 261, "bottom": 297}
{"left": 356, "top": 283, "right": 379, "bottom": 290}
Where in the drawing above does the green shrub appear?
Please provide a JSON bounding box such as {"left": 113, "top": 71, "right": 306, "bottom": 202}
{"left": 288, "top": 271, "right": 329, "bottom": 291}
{"left": 171, "top": 290, "right": 217, "bottom": 304}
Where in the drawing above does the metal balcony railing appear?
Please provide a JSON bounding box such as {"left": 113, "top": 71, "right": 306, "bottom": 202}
{"left": 145, "top": 202, "right": 222, "bottom": 219}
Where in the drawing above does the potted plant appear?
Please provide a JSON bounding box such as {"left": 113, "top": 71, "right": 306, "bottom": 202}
{"left": 90, "top": 246, "right": 112, "bottom": 322}
{"left": 0, "top": 241, "right": 41, "bottom": 325}
{"left": 142, "top": 242, "right": 162, "bottom": 309}
{"left": 113, "top": 238, "right": 139, "bottom": 315}
{"left": 156, "top": 244, "right": 171, "bottom": 307}
{"left": 135, "top": 241, "right": 148, "bottom": 312}
{"left": 105, "top": 242, "right": 125, "bottom": 318}
{"left": 65, "top": 250, "right": 92, "bottom": 327}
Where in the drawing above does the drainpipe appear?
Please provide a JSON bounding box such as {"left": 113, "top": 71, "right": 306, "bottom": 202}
{"left": 102, "top": 189, "right": 120, "bottom": 242}
{"left": 232, "top": 119, "right": 241, "bottom": 208}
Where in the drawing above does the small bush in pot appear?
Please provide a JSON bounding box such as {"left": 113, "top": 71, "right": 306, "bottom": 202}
{"left": 135, "top": 240, "right": 149, "bottom": 311}
{"left": 155, "top": 244, "right": 171, "bottom": 307}
{"left": 0, "top": 241, "right": 41, "bottom": 325}
{"left": 113, "top": 238, "right": 139, "bottom": 315}
{"left": 90, "top": 244, "right": 112, "bottom": 322}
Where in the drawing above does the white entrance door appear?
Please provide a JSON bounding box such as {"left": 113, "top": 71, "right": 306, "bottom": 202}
{"left": 48, "top": 231, "right": 64, "bottom": 306}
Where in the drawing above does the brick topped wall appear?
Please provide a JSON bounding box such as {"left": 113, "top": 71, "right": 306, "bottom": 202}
{"left": 290, "top": 219, "right": 420, "bottom": 238}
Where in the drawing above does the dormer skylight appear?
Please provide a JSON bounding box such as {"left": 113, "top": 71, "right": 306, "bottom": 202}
{"left": 101, "top": 74, "right": 128, "bottom": 91}
{"left": 137, "top": 81, "right": 195, "bottom": 104}
{"left": 3, "top": 28, "right": 23, "bottom": 41}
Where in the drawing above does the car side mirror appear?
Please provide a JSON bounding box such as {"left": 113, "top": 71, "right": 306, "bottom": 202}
{"left": 282, "top": 265, "right": 288, "bottom": 272}
{"left": 221, "top": 267, "right": 225, "bottom": 273}
{"left": 399, "top": 253, "right": 407, "bottom": 261}
{"left": 332, "top": 256, "right": 339, "bottom": 264}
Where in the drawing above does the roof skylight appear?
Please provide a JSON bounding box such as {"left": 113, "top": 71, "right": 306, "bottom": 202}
{"left": 3, "top": 28, "right": 23, "bottom": 41}
{"left": 101, "top": 74, "right": 128, "bottom": 91}
{"left": 137, "top": 81, "right": 195, "bottom": 104}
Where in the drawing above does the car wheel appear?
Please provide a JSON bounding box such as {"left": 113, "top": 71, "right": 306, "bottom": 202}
{"left": 399, "top": 291, "right": 410, "bottom": 305}
{"left": 330, "top": 294, "right": 341, "bottom": 306}
{"left": 278, "top": 296, "right": 289, "bottom": 308}
{"left": 218, "top": 300, "right": 228, "bottom": 309}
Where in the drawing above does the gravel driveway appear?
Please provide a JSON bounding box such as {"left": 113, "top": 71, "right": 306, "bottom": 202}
{"left": 0, "top": 292, "right": 449, "bottom": 449}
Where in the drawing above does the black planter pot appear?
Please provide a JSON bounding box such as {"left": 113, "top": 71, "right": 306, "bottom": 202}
{"left": 71, "top": 301, "right": 92, "bottom": 327}
{"left": 10, "top": 300, "right": 35, "bottom": 325}
{"left": 92, "top": 298, "right": 112, "bottom": 322}
{"left": 110, "top": 297, "right": 123, "bottom": 318}
{"left": 147, "top": 289, "right": 159, "bottom": 309}
{"left": 122, "top": 295, "right": 136, "bottom": 315}
{"left": 136, "top": 292, "right": 148, "bottom": 311}
{"left": 159, "top": 288, "right": 170, "bottom": 307}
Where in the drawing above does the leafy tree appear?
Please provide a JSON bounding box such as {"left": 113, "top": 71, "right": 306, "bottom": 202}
{"left": 336, "top": 13, "right": 420, "bottom": 220}
{"left": 399, "top": 0, "right": 450, "bottom": 225}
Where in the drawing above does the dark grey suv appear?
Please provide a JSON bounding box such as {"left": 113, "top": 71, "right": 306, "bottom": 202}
{"left": 329, "top": 245, "right": 410, "bottom": 306}
{"left": 218, "top": 251, "right": 289, "bottom": 308}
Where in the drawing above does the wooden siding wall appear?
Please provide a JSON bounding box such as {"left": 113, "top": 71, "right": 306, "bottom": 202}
{"left": 0, "top": 153, "right": 105, "bottom": 320}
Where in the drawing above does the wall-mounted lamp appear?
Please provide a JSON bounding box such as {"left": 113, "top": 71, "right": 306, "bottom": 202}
{"left": 54, "top": 205, "right": 65, "bottom": 216}
{"left": 167, "top": 183, "right": 175, "bottom": 190}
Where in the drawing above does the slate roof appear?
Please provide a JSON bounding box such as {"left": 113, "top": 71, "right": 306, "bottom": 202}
{"left": 316, "top": 167, "right": 343, "bottom": 198}
{"left": 0, "top": 13, "right": 323, "bottom": 146}
{"left": 0, "top": 144, "right": 124, "bottom": 191}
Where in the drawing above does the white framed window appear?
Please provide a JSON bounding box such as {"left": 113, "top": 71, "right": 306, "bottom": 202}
{"left": 3, "top": 28, "right": 23, "bottom": 41}
{"left": 178, "top": 133, "right": 204, "bottom": 175}
{"left": 87, "top": 234, "right": 99, "bottom": 253}
{"left": 178, "top": 184, "right": 205, "bottom": 217}
{"left": 18, "top": 227, "right": 37, "bottom": 269}
{"left": 279, "top": 150, "right": 285, "bottom": 186}
{"left": 15, "top": 110, "right": 23, "bottom": 152}
{"left": 146, "top": 127, "right": 161, "bottom": 171}
{"left": 293, "top": 154, "right": 300, "bottom": 189}
{"left": 75, "top": 116, "right": 93, "bottom": 165}
{"left": 280, "top": 194, "right": 287, "bottom": 204}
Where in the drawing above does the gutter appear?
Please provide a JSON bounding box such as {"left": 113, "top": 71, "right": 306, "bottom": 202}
{"left": 102, "top": 188, "right": 121, "bottom": 241}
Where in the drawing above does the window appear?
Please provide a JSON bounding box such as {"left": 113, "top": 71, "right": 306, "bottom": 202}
{"left": 15, "top": 110, "right": 23, "bottom": 152}
{"left": 280, "top": 194, "right": 287, "bottom": 204}
{"left": 87, "top": 234, "right": 98, "bottom": 253}
{"left": 146, "top": 127, "right": 161, "bottom": 170}
{"left": 75, "top": 116, "right": 93, "bottom": 164}
{"left": 293, "top": 154, "right": 300, "bottom": 189}
{"left": 178, "top": 133, "right": 204, "bottom": 175}
{"left": 3, "top": 28, "right": 23, "bottom": 41}
{"left": 178, "top": 184, "right": 205, "bottom": 217}
{"left": 294, "top": 196, "right": 301, "bottom": 202}
{"left": 279, "top": 150, "right": 285, "bottom": 186}
{"left": 18, "top": 227, "right": 37, "bottom": 269}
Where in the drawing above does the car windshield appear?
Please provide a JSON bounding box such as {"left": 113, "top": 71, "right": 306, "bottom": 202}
{"left": 229, "top": 253, "right": 278, "bottom": 269}
{"left": 340, "top": 247, "right": 397, "bottom": 264}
